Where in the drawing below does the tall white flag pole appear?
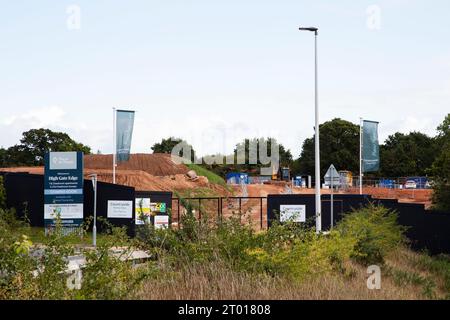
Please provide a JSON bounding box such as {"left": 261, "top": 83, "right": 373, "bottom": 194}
{"left": 359, "top": 117, "right": 363, "bottom": 195}
{"left": 113, "top": 107, "right": 117, "bottom": 184}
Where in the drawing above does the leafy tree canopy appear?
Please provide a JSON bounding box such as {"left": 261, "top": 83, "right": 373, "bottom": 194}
{"left": 151, "top": 137, "right": 196, "bottom": 162}
{"left": 233, "top": 137, "right": 293, "bottom": 172}
{"left": 295, "top": 118, "right": 360, "bottom": 177}
{"left": 0, "top": 128, "right": 91, "bottom": 167}
{"left": 380, "top": 132, "right": 438, "bottom": 177}
{"left": 430, "top": 114, "right": 450, "bottom": 211}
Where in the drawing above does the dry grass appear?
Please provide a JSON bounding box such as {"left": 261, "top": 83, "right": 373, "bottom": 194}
{"left": 137, "top": 249, "right": 442, "bottom": 300}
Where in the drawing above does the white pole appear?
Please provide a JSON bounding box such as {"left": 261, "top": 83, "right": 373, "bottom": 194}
{"left": 314, "top": 30, "right": 321, "bottom": 233}
{"left": 92, "top": 175, "right": 97, "bottom": 247}
{"left": 331, "top": 169, "right": 334, "bottom": 229}
{"left": 359, "top": 117, "right": 363, "bottom": 195}
{"left": 113, "top": 107, "right": 116, "bottom": 184}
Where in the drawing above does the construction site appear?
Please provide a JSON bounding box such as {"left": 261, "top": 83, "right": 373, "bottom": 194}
{"left": 0, "top": 153, "right": 433, "bottom": 232}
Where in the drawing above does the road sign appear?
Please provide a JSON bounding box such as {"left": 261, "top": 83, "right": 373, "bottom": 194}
{"left": 324, "top": 164, "right": 340, "bottom": 184}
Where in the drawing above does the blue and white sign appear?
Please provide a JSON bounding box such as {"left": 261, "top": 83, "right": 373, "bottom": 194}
{"left": 44, "top": 152, "right": 84, "bottom": 231}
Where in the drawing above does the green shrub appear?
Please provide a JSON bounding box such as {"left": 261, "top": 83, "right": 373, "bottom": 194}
{"left": 336, "top": 204, "right": 406, "bottom": 265}
{"left": 412, "top": 253, "right": 450, "bottom": 297}
{"left": 136, "top": 203, "right": 407, "bottom": 283}
{"left": 0, "top": 219, "right": 74, "bottom": 299}
{"left": 247, "top": 229, "right": 356, "bottom": 280}
{"left": 0, "top": 211, "right": 149, "bottom": 300}
{"left": 0, "top": 176, "right": 6, "bottom": 209}
{"left": 76, "top": 227, "right": 148, "bottom": 300}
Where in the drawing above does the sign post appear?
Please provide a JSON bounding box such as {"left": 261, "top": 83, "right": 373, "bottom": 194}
{"left": 44, "top": 152, "right": 84, "bottom": 234}
{"left": 88, "top": 174, "right": 98, "bottom": 247}
{"left": 324, "top": 164, "right": 339, "bottom": 229}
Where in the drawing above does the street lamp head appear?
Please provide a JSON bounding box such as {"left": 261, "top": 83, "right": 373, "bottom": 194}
{"left": 299, "top": 27, "right": 318, "bottom": 33}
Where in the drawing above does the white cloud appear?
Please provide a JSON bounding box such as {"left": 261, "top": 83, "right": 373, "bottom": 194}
{"left": 2, "top": 106, "right": 66, "bottom": 128}
{"left": 0, "top": 106, "right": 111, "bottom": 152}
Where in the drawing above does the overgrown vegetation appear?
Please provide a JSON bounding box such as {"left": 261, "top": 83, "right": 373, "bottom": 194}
{"left": 0, "top": 176, "right": 6, "bottom": 209}
{"left": 0, "top": 209, "right": 148, "bottom": 300}
{"left": 135, "top": 201, "right": 449, "bottom": 299}
{"left": 1, "top": 183, "right": 448, "bottom": 300}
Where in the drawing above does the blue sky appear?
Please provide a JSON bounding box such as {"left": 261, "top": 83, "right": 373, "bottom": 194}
{"left": 1, "top": 0, "right": 449, "bottom": 157}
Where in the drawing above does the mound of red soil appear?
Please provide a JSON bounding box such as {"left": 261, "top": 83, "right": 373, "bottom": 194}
{"left": 0, "top": 154, "right": 232, "bottom": 195}
{"left": 84, "top": 153, "right": 189, "bottom": 176}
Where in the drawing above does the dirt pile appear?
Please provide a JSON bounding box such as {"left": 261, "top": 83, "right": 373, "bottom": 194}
{"left": 85, "top": 169, "right": 210, "bottom": 192}
{"left": 84, "top": 153, "right": 189, "bottom": 176}
{"left": 0, "top": 153, "right": 230, "bottom": 194}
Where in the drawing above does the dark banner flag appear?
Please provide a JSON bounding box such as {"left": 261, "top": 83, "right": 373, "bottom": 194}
{"left": 116, "top": 110, "right": 135, "bottom": 162}
{"left": 362, "top": 120, "right": 380, "bottom": 172}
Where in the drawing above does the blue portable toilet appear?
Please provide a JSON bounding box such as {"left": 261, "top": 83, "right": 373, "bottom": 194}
{"left": 226, "top": 173, "right": 249, "bottom": 185}
{"left": 293, "top": 176, "right": 302, "bottom": 187}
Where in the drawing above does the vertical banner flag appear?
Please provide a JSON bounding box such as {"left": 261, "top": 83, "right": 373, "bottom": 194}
{"left": 44, "top": 152, "right": 84, "bottom": 233}
{"left": 362, "top": 120, "right": 380, "bottom": 172}
{"left": 116, "top": 110, "right": 135, "bottom": 162}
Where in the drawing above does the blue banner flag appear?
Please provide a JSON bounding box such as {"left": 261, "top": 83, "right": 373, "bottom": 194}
{"left": 116, "top": 110, "right": 135, "bottom": 162}
{"left": 362, "top": 120, "right": 380, "bottom": 172}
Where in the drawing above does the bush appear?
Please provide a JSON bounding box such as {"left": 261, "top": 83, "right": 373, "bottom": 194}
{"left": 0, "top": 212, "right": 149, "bottom": 300}
{"left": 0, "top": 176, "right": 6, "bottom": 209}
{"left": 336, "top": 204, "right": 406, "bottom": 265}
{"left": 1, "top": 201, "right": 410, "bottom": 299}
{"left": 136, "top": 202, "right": 407, "bottom": 283}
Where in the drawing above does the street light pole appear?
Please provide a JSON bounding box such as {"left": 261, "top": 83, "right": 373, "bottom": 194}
{"left": 88, "top": 174, "right": 98, "bottom": 247}
{"left": 359, "top": 117, "right": 363, "bottom": 195}
{"left": 113, "top": 107, "right": 117, "bottom": 184}
{"left": 299, "top": 26, "right": 321, "bottom": 233}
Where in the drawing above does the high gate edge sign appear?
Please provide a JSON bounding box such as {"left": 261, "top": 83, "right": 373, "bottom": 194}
{"left": 44, "top": 151, "right": 84, "bottom": 232}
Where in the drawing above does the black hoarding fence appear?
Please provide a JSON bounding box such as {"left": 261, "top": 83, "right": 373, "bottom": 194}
{"left": 1, "top": 172, "right": 45, "bottom": 227}
{"left": 84, "top": 179, "right": 136, "bottom": 236}
{"left": 267, "top": 194, "right": 450, "bottom": 255}
{"left": 2, "top": 171, "right": 448, "bottom": 254}
{"left": 1, "top": 172, "right": 136, "bottom": 236}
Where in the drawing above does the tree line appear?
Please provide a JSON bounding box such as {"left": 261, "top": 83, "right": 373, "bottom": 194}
{"left": 150, "top": 115, "right": 450, "bottom": 211}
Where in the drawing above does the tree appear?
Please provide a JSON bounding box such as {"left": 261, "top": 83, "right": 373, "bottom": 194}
{"left": 430, "top": 114, "right": 450, "bottom": 211}
{"left": 0, "top": 148, "right": 7, "bottom": 167}
{"left": 379, "top": 132, "right": 438, "bottom": 177}
{"left": 197, "top": 137, "right": 293, "bottom": 177}
{"left": 1, "top": 128, "right": 91, "bottom": 167}
{"left": 232, "top": 137, "right": 293, "bottom": 174}
{"left": 296, "top": 118, "right": 360, "bottom": 177}
{"left": 151, "top": 137, "right": 196, "bottom": 162}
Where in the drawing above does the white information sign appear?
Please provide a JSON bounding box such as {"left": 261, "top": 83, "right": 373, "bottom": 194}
{"left": 44, "top": 203, "right": 84, "bottom": 220}
{"left": 154, "top": 215, "right": 170, "bottom": 229}
{"left": 280, "top": 205, "right": 306, "bottom": 223}
{"left": 107, "top": 201, "right": 133, "bottom": 219}
{"left": 135, "top": 198, "right": 151, "bottom": 225}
